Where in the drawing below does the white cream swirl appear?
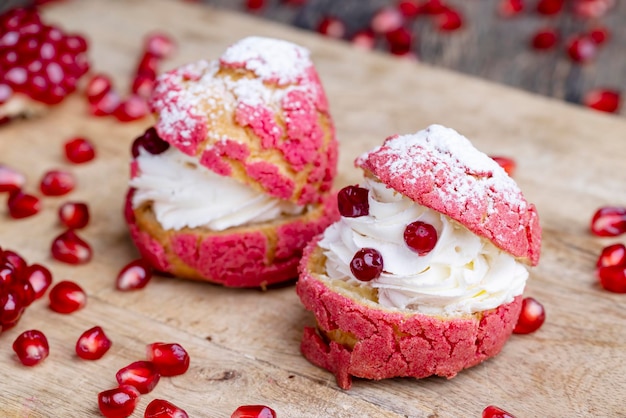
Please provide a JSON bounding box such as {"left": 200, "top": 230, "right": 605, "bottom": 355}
{"left": 319, "top": 177, "right": 528, "bottom": 316}
{"left": 130, "top": 147, "right": 303, "bottom": 231}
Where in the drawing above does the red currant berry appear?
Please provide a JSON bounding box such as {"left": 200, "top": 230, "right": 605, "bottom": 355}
{"left": 337, "top": 185, "right": 369, "bottom": 218}
{"left": 404, "top": 221, "right": 438, "bottom": 255}
{"left": 350, "top": 248, "right": 383, "bottom": 281}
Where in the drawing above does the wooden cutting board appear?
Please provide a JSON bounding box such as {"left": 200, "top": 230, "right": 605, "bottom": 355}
{"left": 1, "top": 0, "right": 626, "bottom": 416}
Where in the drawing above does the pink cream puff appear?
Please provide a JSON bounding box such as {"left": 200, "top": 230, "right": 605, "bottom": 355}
{"left": 125, "top": 36, "right": 339, "bottom": 288}
{"left": 296, "top": 124, "right": 541, "bottom": 389}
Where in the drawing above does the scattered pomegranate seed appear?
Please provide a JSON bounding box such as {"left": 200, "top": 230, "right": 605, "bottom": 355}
{"left": 90, "top": 89, "right": 122, "bottom": 116}
{"left": 50, "top": 230, "right": 92, "bottom": 264}
{"left": 536, "top": 0, "right": 564, "bottom": 15}
{"left": 497, "top": 0, "right": 525, "bottom": 17}
{"left": 0, "top": 164, "right": 26, "bottom": 193}
{"left": 131, "top": 127, "right": 170, "bottom": 157}
{"left": 397, "top": 0, "right": 420, "bottom": 18}
{"left": 590, "top": 207, "right": 626, "bottom": 236}
{"left": 483, "top": 405, "right": 516, "bottom": 418}
{"left": 350, "top": 248, "right": 384, "bottom": 282}
{"left": 596, "top": 243, "right": 626, "bottom": 268}
{"left": 64, "top": 137, "right": 96, "bottom": 163}
{"left": 116, "top": 259, "right": 153, "bottom": 291}
{"left": 48, "top": 280, "right": 87, "bottom": 313}
{"left": 573, "top": 0, "right": 615, "bottom": 18}
{"left": 98, "top": 385, "right": 140, "bottom": 418}
{"left": 588, "top": 27, "right": 610, "bottom": 45}
{"left": 490, "top": 156, "right": 517, "bottom": 176}
{"left": 24, "top": 263, "right": 53, "bottom": 299}
{"left": 144, "top": 32, "right": 176, "bottom": 59}
{"left": 316, "top": 16, "right": 346, "bottom": 39}
{"left": 583, "top": 89, "right": 621, "bottom": 113}
{"left": 245, "top": 0, "right": 265, "bottom": 11}
{"left": 85, "top": 73, "right": 112, "bottom": 104}
{"left": 513, "top": 297, "right": 545, "bottom": 334}
{"left": 116, "top": 360, "right": 161, "bottom": 394}
{"left": 566, "top": 35, "right": 597, "bottom": 63}
{"left": 136, "top": 52, "right": 159, "bottom": 80}
{"left": 351, "top": 30, "right": 376, "bottom": 50}
{"left": 337, "top": 185, "right": 369, "bottom": 218}
{"left": 1, "top": 289, "right": 25, "bottom": 330}
{"left": 385, "top": 27, "right": 413, "bottom": 55}
{"left": 3, "top": 250, "right": 26, "bottom": 273}
{"left": 371, "top": 7, "right": 404, "bottom": 35}
{"left": 76, "top": 326, "right": 112, "bottom": 360}
{"left": 530, "top": 29, "right": 559, "bottom": 51}
{"left": 114, "top": 94, "right": 149, "bottom": 122}
{"left": 597, "top": 265, "right": 626, "bottom": 293}
{"left": 7, "top": 191, "right": 41, "bottom": 219}
{"left": 12, "top": 330, "right": 49, "bottom": 366}
{"left": 419, "top": 0, "right": 447, "bottom": 14}
{"left": 40, "top": 169, "right": 75, "bottom": 196}
{"left": 58, "top": 201, "right": 90, "bottom": 229}
{"left": 231, "top": 405, "right": 277, "bottom": 418}
{"left": 131, "top": 72, "right": 156, "bottom": 99}
{"left": 436, "top": 7, "right": 464, "bottom": 31}
{"left": 404, "top": 221, "right": 438, "bottom": 255}
{"left": 144, "top": 399, "right": 189, "bottom": 418}
{"left": 146, "top": 342, "right": 190, "bottom": 377}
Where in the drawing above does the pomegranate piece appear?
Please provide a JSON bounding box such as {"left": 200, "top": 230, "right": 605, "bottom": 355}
{"left": 566, "top": 35, "right": 597, "bottom": 63}
{"left": 397, "top": 0, "right": 420, "bottom": 18}
{"left": 90, "top": 89, "right": 122, "bottom": 116}
{"left": 131, "top": 72, "right": 156, "bottom": 99}
{"left": 85, "top": 73, "right": 112, "bottom": 104}
{"left": 131, "top": 127, "right": 170, "bottom": 157}
{"left": 316, "top": 16, "right": 346, "bottom": 39}
{"left": 337, "top": 185, "right": 369, "bottom": 218}
{"left": 98, "top": 385, "right": 140, "bottom": 418}
{"left": 350, "top": 248, "right": 384, "bottom": 282}
{"left": 40, "top": 169, "right": 76, "bottom": 196}
{"left": 144, "top": 32, "right": 176, "bottom": 59}
{"left": 588, "top": 26, "right": 610, "bottom": 45}
{"left": 231, "top": 405, "right": 277, "bottom": 418}
{"left": 530, "top": 29, "right": 559, "bottom": 51}
{"left": 7, "top": 191, "right": 41, "bottom": 219}
{"left": 144, "top": 399, "right": 189, "bottom": 418}
{"left": 596, "top": 243, "right": 626, "bottom": 268}
{"left": 0, "top": 164, "right": 26, "bottom": 193}
{"left": 12, "top": 329, "right": 49, "bottom": 366}
{"left": 146, "top": 342, "right": 190, "bottom": 376}
{"left": 48, "top": 280, "right": 87, "bottom": 313}
{"left": 24, "top": 263, "right": 53, "bottom": 299}
{"left": 513, "top": 297, "right": 545, "bottom": 334}
{"left": 245, "top": 0, "right": 265, "bottom": 11}
{"left": 419, "top": 0, "right": 447, "bottom": 14}
{"left": 1, "top": 290, "right": 25, "bottom": 330}
{"left": 371, "top": 7, "right": 404, "bottom": 35}
{"left": 497, "top": 0, "right": 525, "bottom": 17}
{"left": 435, "top": 7, "right": 464, "bottom": 32}
{"left": 536, "top": 0, "right": 564, "bottom": 15}
{"left": 590, "top": 207, "right": 626, "bottom": 236}
{"left": 583, "top": 89, "right": 621, "bottom": 113}
{"left": 50, "top": 230, "right": 92, "bottom": 264}
{"left": 483, "top": 405, "right": 516, "bottom": 418}
{"left": 65, "top": 137, "right": 96, "bottom": 163}
{"left": 597, "top": 265, "right": 626, "bottom": 293}
{"left": 116, "top": 259, "right": 153, "bottom": 291}
{"left": 385, "top": 27, "right": 413, "bottom": 55}
{"left": 404, "top": 221, "right": 438, "bottom": 255}
{"left": 490, "top": 156, "right": 517, "bottom": 176}
{"left": 114, "top": 94, "right": 149, "bottom": 122}
{"left": 136, "top": 52, "right": 159, "bottom": 80}
{"left": 573, "top": 0, "right": 615, "bottom": 18}
{"left": 13, "top": 279, "right": 36, "bottom": 307}
{"left": 116, "top": 360, "right": 161, "bottom": 394}
{"left": 76, "top": 326, "right": 112, "bottom": 360}
{"left": 351, "top": 30, "right": 376, "bottom": 50}
{"left": 58, "top": 201, "right": 90, "bottom": 229}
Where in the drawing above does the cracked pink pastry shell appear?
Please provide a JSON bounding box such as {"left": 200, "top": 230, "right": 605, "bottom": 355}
{"left": 296, "top": 238, "right": 523, "bottom": 390}
{"left": 124, "top": 189, "right": 339, "bottom": 288}
{"left": 356, "top": 125, "right": 541, "bottom": 265}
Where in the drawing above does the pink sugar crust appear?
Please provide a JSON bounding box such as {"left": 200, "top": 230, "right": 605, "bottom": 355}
{"left": 356, "top": 125, "right": 541, "bottom": 265}
{"left": 124, "top": 189, "right": 339, "bottom": 288}
{"left": 199, "top": 139, "right": 251, "bottom": 177}
{"left": 296, "top": 239, "right": 523, "bottom": 390}
{"left": 244, "top": 161, "right": 295, "bottom": 200}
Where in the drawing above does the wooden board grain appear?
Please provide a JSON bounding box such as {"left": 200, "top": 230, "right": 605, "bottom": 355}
{"left": 1, "top": 0, "right": 626, "bottom": 417}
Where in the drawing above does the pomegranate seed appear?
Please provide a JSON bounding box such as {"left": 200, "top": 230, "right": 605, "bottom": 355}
{"left": 7, "top": 191, "right": 41, "bottom": 219}
{"left": 58, "top": 201, "right": 90, "bottom": 229}
{"left": 435, "top": 7, "right": 464, "bottom": 32}
{"left": 536, "top": 0, "right": 564, "bottom": 15}
{"left": 114, "top": 95, "right": 149, "bottom": 122}
{"left": 1, "top": 290, "right": 25, "bottom": 330}
{"left": 85, "top": 73, "right": 112, "bottom": 104}
{"left": 24, "top": 264, "right": 53, "bottom": 299}
{"left": 98, "top": 385, "right": 140, "bottom": 418}
{"left": 12, "top": 330, "right": 49, "bottom": 366}
{"left": 404, "top": 221, "right": 438, "bottom": 255}
{"left": 573, "top": 0, "right": 615, "bottom": 18}
{"left": 231, "top": 405, "right": 277, "bottom": 418}
{"left": 76, "top": 326, "right": 112, "bottom": 360}
{"left": 40, "top": 169, "right": 75, "bottom": 196}
{"left": 588, "top": 27, "right": 610, "bottom": 45}
{"left": 371, "top": 7, "right": 404, "bottom": 34}
{"left": 3, "top": 250, "right": 26, "bottom": 273}
{"left": 0, "top": 262, "right": 18, "bottom": 287}
{"left": 497, "top": 0, "right": 524, "bottom": 17}
{"left": 351, "top": 30, "right": 376, "bottom": 50}
{"left": 597, "top": 265, "right": 626, "bottom": 293}
{"left": 131, "top": 72, "right": 156, "bottom": 99}
{"left": 90, "top": 90, "right": 122, "bottom": 116}
{"left": 596, "top": 244, "right": 626, "bottom": 268}
{"left": 386, "top": 27, "right": 413, "bottom": 55}
{"left": 64, "top": 137, "right": 96, "bottom": 163}
{"left": 490, "top": 156, "right": 516, "bottom": 176}
{"left": 116, "top": 259, "right": 153, "bottom": 291}
{"left": 0, "top": 164, "right": 26, "bottom": 193}
{"left": 590, "top": 207, "right": 626, "bottom": 236}
{"left": 144, "top": 399, "right": 189, "bottom": 418}
{"left": 48, "top": 280, "right": 87, "bottom": 313}
{"left": 13, "top": 279, "right": 36, "bottom": 307}
{"left": 566, "top": 35, "right": 597, "bottom": 63}
{"left": 530, "top": 29, "right": 559, "bottom": 51}
{"left": 316, "top": 17, "right": 346, "bottom": 39}
{"left": 116, "top": 360, "right": 161, "bottom": 394}
{"left": 397, "top": 0, "right": 421, "bottom": 18}
{"left": 136, "top": 52, "right": 159, "bottom": 80}
{"left": 419, "top": 0, "right": 446, "bottom": 14}
{"left": 131, "top": 127, "right": 170, "bottom": 157}
{"left": 145, "top": 32, "right": 176, "bottom": 59}
{"left": 337, "top": 185, "right": 369, "bottom": 217}
{"left": 483, "top": 405, "right": 516, "bottom": 418}
{"left": 50, "top": 230, "right": 92, "bottom": 264}
{"left": 350, "top": 248, "right": 384, "bottom": 282}
{"left": 61, "top": 34, "right": 88, "bottom": 53}
{"left": 513, "top": 297, "right": 545, "bottom": 334}
{"left": 245, "top": 0, "right": 265, "bottom": 11}
{"left": 146, "top": 342, "right": 190, "bottom": 376}
{"left": 583, "top": 89, "right": 620, "bottom": 113}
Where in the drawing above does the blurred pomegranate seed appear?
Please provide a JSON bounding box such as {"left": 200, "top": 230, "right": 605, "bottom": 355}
{"left": 146, "top": 342, "right": 190, "bottom": 376}
{"left": 497, "top": 0, "right": 525, "bottom": 17}
{"left": 114, "top": 95, "right": 149, "bottom": 122}
{"left": 573, "top": 0, "right": 615, "bottom": 18}
{"left": 490, "top": 156, "right": 516, "bottom": 176}
{"left": 12, "top": 330, "right": 49, "bottom": 366}
{"left": 145, "top": 32, "right": 176, "bottom": 59}
{"left": 583, "top": 89, "right": 620, "bottom": 113}
{"left": 371, "top": 7, "right": 404, "bottom": 34}
{"left": 7, "top": 191, "right": 41, "bottom": 219}
{"left": 0, "top": 84, "right": 13, "bottom": 105}
{"left": 85, "top": 73, "right": 112, "bottom": 104}
{"left": 40, "top": 169, "right": 75, "bottom": 196}
{"left": 136, "top": 52, "right": 159, "bottom": 80}
{"left": 245, "top": 0, "right": 265, "bottom": 11}
{"left": 351, "top": 30, "right": 376, "bottom": 50}
{"left": 50, "top": 230, "right": 92, "bottom": 264}
{"left": 419, "top": 0, "right": 446, "bottom": 14}
{"left": 116, "top": 259, "right": 153, "bottom": 291}
{"left": 0, "top": 164, "right": 26, "bottom": 193}
{"left": 90, "top": 90, "right": 122, "bottom": 116}
{"left": 530, "top": 29, "right": 559, "bottom": 50}
{"left": 231, "top": 405, "right": 277, "bottom": 418}
{"left": 144, "top": 399, "right": 189, "bottom": 418}
{"left": 116, "top": 360, "right": 161, "bottom": 394}
{"left": 483, "top": 405, "right": 516, "bottom": 418}
{"left": 58, "top": 201, "right": 90, "bottom": 229}
{"left": 76, "top": 326, "right": 112, "bottom": 360}
{"left": 98, "top": 385, "right": 139, "bottom": 418}
{"left": 24, "top": 263, "right": 53, "bottom": 299}
{"left": 397, "top": 0, "right": 420, "bottom": 18}
{"left": 597, "top": 265, "right": 626, "bottom": 293}
{"left": 316, "top": 17, "right": 346, "bottom": 39}
{"left": 590, "top": 206, "right": 626, "bottom": 236}
{"left": 436, "top": 7, "right": 464, "bottom": 31}
{"left": 385, "top": 27, "right": 413, "bottom": 55}
{"left": 536, "top": 0, "right": 564, "bottom": 15}
{"left": 566, "top": 35, "right": 597, "bottom": 63}
{"left": 513, "top": 297, "right": 545, "bottom": 334}
{"left": 49, "top": 280, "right": 87, "bottom": 313}
{"left": 596, "top": 243, "right": 626, "bottom": 268}
{"left": 131, "top": 72, "right": 155, "bottom": 99}
{"left": 588, "top": 27, "right": 610, "bottom": 45}
{"left": 65, "top": 137, "right": 96, "bottom": 163}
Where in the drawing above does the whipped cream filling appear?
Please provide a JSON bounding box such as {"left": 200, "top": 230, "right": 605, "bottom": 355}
{"left": 319, "top": 177, "right": 528, "bottom": 316}
{"left": 130, "top": 147, "right": 304, "bottom": 231}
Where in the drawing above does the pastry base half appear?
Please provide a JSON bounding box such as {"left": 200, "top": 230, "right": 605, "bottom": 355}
{"left": 296, "top": 238, "right": 523, "bottom": 389}
{"left": 124, "top": 189, "right": 338, "bottom": 288}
